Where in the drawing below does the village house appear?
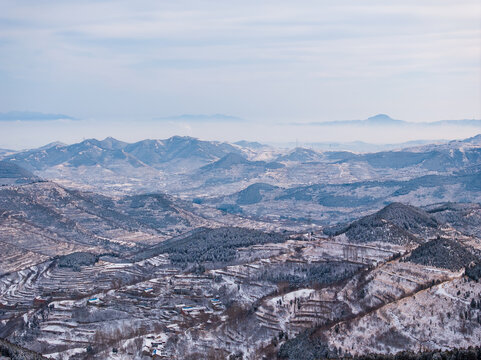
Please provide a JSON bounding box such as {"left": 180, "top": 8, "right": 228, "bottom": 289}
{"left": 87, "top": 297, "right": 102, "bottom": 306}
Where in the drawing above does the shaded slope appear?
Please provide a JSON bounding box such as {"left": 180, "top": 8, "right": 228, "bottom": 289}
{"left": 327, "top": 203, "right": 439, "bottom": 245}
{"left": 0, "top": 161, "right": 40, "bottom": 185}
{"left": 0, "top": 181, "right": 215, "bottom": 263}
{"left": 427, "top": 202, "right": 481, "bottom": 237}
{"left": 373, "top": 203, "right": 439, "bottom": 236}
{"left": 200, "top": 153, "right": 284, "bottom": 172}
{"left": 124, "top": 136, "right": 241, "bottom": 167}
{"left": 5, "top": 136, "right": 242, "bottom": 171}
{"left": 405, "top": 237, "right": 477, "bottom": 270}
{"left": 276, "top": 148, "right": 323, "bottom": 162}
{"left": 237, "top": 183, "right": 279, "bottom": 205}
{"left": 132, "top": 227, "right": 287, "bottom": 263}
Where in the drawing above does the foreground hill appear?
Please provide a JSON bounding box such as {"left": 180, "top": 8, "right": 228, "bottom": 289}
{"left": 0, "top": 135, "right": 480, "bottom": 358}
{"left": 324, "top": 203, "right": 440, "bottom": 245}
{"left": 0, "top": 338, "right": 47, "bottom": 360}
{"left": 0, "top": 181, "right": 236, "bottom": 274}
{"left": 405, "top": 237, "right": 478, "bottom": 270}
{"left": 0, "top": 174, "right": 283, "bottom": 276}
{"left": 0, "top": 199, "right": 480, "bottom": 359}
{"left": 426, "top": 202, "right": 481, "bottom": 237}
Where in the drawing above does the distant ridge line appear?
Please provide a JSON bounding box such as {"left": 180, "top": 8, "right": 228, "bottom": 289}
{"left": 293, "top": 114, "right": 481, "bottom": 127}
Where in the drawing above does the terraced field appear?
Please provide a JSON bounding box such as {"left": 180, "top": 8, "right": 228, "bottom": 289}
{"left": 0, "top": 181, "right": 480, "bottom": 359}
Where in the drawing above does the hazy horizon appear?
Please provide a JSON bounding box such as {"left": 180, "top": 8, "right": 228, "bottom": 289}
{"left": 1, "top": 0, "right": 480, "bottom": 148}
{"left": 0, "top": 114, "right": 480, "bottom": 150}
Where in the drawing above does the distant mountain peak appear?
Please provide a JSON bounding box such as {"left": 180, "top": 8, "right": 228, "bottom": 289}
{"left": 102, "top": 136, "right": 119, "bottom": 142}
{"left": 367, "top": 113, "right": 392, "bottom": 120}
{"left": 365, "top": 114, "right": 402, "bottom": 124}
{"left": 301, "top": 114, "right": 480, "bottom": 128}
{"left": 35, "top": 141, "right": 67, "bottom": 150}
{"left": 167, "top": 135, "right": 198, "bottom": 142}
{"left": 234, "top": 140, "right": 268, "bottom": 150}
{"left": 98, "top": 137, "right": 128, "bottom": 150}
{"left": 291, "top": 147, "right": 318, "bottom": 153}
{"left": 276, "top": 147, "right": 323, "bottom": 162}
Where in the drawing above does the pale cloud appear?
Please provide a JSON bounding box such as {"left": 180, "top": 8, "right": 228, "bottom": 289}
{"left": 0, "top": 0, "right": 479, "bottom": 145}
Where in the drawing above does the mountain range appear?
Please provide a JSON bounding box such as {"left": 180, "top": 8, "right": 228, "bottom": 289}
{"left": 3, "top": 136, "right": 243, "bottom": 172}
{"left": 1, "top": 134, "right": 480, "bottom": 225}
{"left": 299, "top": 113, "right": 481, "bottom": 127}
{"left": 0, "top": 131, "right": 480, "bottom": 359}
{"left": 0, "top": 111, "right": 76, "bottom": 121}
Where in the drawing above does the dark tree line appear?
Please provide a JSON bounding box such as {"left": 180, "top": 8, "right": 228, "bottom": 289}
{"left": 405, "top": 238, "right": 478, "bottom": 271}
{"left": 278, "top": 329, "right": 337, "bottom": 360}
{"left": 0, "top": 338, "right": 47, "bottom": 360}
{"left": 55, "top": 252, "right": 99, "bottom": 269}
{"left": 253, "top": 262, "right": 362, "bottom": 289}
{"left": 279, "top": 335, "right": 481, "bottom": 360}
{"left": 161, "top": 227, "right": 287, "bottom": 264}
{"left": 351, "top": 346, "right": 481, "bottom": 360}
{"left": 466, "top": 262, "right": 481, "bottom": 281}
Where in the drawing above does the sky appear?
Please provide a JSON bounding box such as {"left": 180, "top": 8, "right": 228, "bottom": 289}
{"left": 0, "top": 0, "right": 480, "bottom": 148}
